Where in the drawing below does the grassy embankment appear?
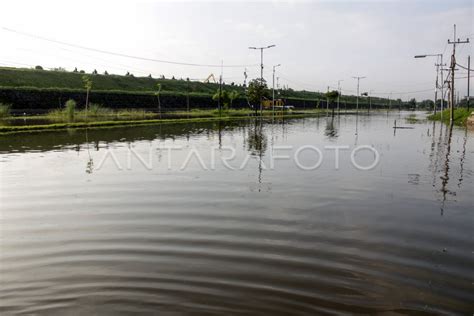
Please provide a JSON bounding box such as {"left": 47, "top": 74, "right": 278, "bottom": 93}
{"left": 0, "top": 109, "right": 324, "bottom": 135}
{"left": 428, "top": 108, "right": 471, "bottom": 126}
{"left": 0, "top": 67, "right": 394, "bottom": 105}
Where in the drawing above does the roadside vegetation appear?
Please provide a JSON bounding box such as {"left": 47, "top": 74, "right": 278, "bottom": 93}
{"left": 46, "top": 101, "right": 154, "bottom": 122}
{"left": 428, "top": 108, "right": 471, "bottom": 126}
{"left": 0, "top": 103, "right": 11, "bottom": 118}
{"left": 0, "top": 110, "right": 323, "bottom": 135}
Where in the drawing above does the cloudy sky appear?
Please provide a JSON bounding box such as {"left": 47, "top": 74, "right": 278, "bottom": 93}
{"left": 0, "top": 0, "right": 472, "bottom": 100}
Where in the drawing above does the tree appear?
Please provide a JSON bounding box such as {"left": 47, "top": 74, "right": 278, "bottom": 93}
{"left": 73, "top": 67, "right": 78, "bottom": 73}
{"left": 212, "top": 89, "right": 231, "bottom": 109}
{"left": 104, "top": 70, "right": 109, "bottom": 75}
{"left": 325, "top": 90, "right": 340, "bottom": 116}
{"left": 35, "top": 65, "right": 43, "bottom": 70}
{"left": 92, "top": 69, "right": 98, "bottom": 75}
{"left": 247, "top": 78, "right": 269, "bottom": 115}
{"left": 229, "top": 90, "right": 239, "bottom": 108}
{"left": 148, "top": 74, "right": 152, "bottom": 78}
{"left": 82, "top": 75, "right": 93, "bottom": 118}
{"left": 409, "top": 98, "right": 417, "bottom": 108}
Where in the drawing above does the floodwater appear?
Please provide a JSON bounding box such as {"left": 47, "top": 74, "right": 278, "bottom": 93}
{"left": 0, "top": 112, "right": 473, "bottom": 315}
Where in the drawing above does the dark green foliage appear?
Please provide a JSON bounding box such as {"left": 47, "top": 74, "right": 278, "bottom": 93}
{"left": 212, "top": 89, "right": 231, "bottom": 109}
{"left": 35, "top": 65, "right": 43, "bottom": 70}
{"left": 0, "top": 67, "right": 410, "bottom": 111}
{"left": 64, "top": 99, "right": 76, "bottom": 121}
{"left": 0, "top": 67, "right": 229, "bottom": 94}
{"left": 325, "top": 90, "right": 339, "bottom": 102}
{"left": 0, "top": 103, "right": 11, "bottom": 118}
{"left": 247, "top": 78, "right": 269, "bottom": 106}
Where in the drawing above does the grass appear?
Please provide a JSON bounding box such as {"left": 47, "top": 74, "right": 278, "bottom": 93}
{"left": 0, "top": 103, "right": 11, "bottom": 118}
{"left": 170, "top": 109, "right": 254, "bottom": 118}
{"left": 0, "top": 67, "right": 398, "bottom": 106}
{"left": 0, "top": 67, "right": 226, "bottom": 94}
{"left": 405, "top": 113, "right": 421, "bottom": 123}
{"left": 45, "top": 105, "right": 155, "bottom": 122}
{"left": 428, "top": 108, "right": 472, "bottom": 126}
{"left": 0, "top": 111, "right": 325, "bottom": 135}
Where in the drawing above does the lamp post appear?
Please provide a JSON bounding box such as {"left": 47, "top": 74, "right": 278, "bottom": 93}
{"left": 414, "top": 54, "right": 444, "bottom": 114}
{"left": 272, "top": 64, "right": 281, "bottom": 115}
{"left": 249, "top": 45, "right": 276, "bottom": 115}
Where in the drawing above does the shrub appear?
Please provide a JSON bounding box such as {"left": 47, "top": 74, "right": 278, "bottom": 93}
{"left": 64, "top": 99, "right": 76, "bottom": 121}
{"left": 0, "top": 103, "right": 11, "bottom": 118}
{"left": 88, "top": 104, "right": 113, "bottom": 116}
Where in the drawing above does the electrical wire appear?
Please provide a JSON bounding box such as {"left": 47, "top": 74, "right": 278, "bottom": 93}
{"left": 2, "top": 27, "right": 258, "bottom": 68}
{"left": 456, "top": 63, "right": 473, "bottom": 71}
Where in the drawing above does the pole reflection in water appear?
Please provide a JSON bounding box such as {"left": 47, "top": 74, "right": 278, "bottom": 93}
{"left": 458, "top": 127, "right": 468, "bottom": 188}
{"left": 440, "top": 123, "right": 454, "bottom": 215}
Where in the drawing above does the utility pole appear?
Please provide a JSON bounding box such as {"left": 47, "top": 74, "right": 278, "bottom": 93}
{"left": 415, "top": 53, "right": 445, "bottom": 114}
{"left": 186, "top": 79, "right": 190, "bottom": 115}
{"left": 468, "top": 55, "right": 471, "bottom": 111}
{"left": 434, "top": 63, "right": 438, "bottom": 114}
{"left": 249, "top": 45, "right": 276, "bottom": 115}
{"left": 368, "top": 90, "right": 373, "bottom": 113}
{"left": 326, "top": 86, "right": 330, "bottom": 115}
{"left": 243, "top": 68, "right": 248, "bottom": 87}
{"left": 389, "top": 92, "right": 392, "bottom": 112}
{"left": 447, "top": 24, "right": 469, "bottom": 123}
{"left": 352, "top": 76, "right": 366, "bottom": 113}
{"left": 435, "top": 54, "right": 446, "bottom": 116}
{"left": 272, "top": 64, "right": 281, "bottom": 116}
{"left": 218, "top": 60, "right": 223, "bottom": 115}
{"left": 337, "top": 80, "right": 343, "bottom": 114}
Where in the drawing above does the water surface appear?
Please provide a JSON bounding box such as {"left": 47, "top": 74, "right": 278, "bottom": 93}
{"left": 1, "top": 112, "right": 473, "bottom": 315}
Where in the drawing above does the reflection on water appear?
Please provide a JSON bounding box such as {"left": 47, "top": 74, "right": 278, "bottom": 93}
{"left": 0, "top": 112, "right": 473, "bottom": 315}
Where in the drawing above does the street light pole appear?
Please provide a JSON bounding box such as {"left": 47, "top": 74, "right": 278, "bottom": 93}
{"left": 249, "top": 45, "right": 276, "bottom": 115}
{"left": 352, "top": 76, "right": 366, "bottom": 113}
{"left": 272, "top": 64, "right": 281, "bottom": 116}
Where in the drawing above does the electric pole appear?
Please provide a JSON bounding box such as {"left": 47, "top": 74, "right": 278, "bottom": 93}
{"left": 468, "top": 55, "right": 471, "bottom": 111}
{"left": 352, "top": 76, "right": 366, "bottom": 113}
{"left": 337, "top": 80, "right": 343, "bottom": 114}
{"left": 435, "top": 55, "right": 446, "bottom": 114}
{"left": 326, "top": 86, "right": 330, "bottom": 115}
{"left": 447, "top": 24, "right": 469, "bottom": 123}
{"left": 249, "top": 45, "right": 276, "bottom": 115}
{"left": 415, "top": 54, "right": 444, "bottom": 114}
{"left": 218, "top": 60, "right": 223, "bottom": 115}
{"left": 243, "top": 68, "right": 248, "bottom": 87}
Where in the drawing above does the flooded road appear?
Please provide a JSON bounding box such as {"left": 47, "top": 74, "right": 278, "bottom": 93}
{"left": 0, "top": 112, "right": 473, "bottom": 315}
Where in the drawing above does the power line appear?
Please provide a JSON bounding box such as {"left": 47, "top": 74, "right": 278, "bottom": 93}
{"left": 456, "top": 63, "right": 474, "bottom": 71}
{"left": 2, "top": 27, "right": 258, "bottom": 68}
